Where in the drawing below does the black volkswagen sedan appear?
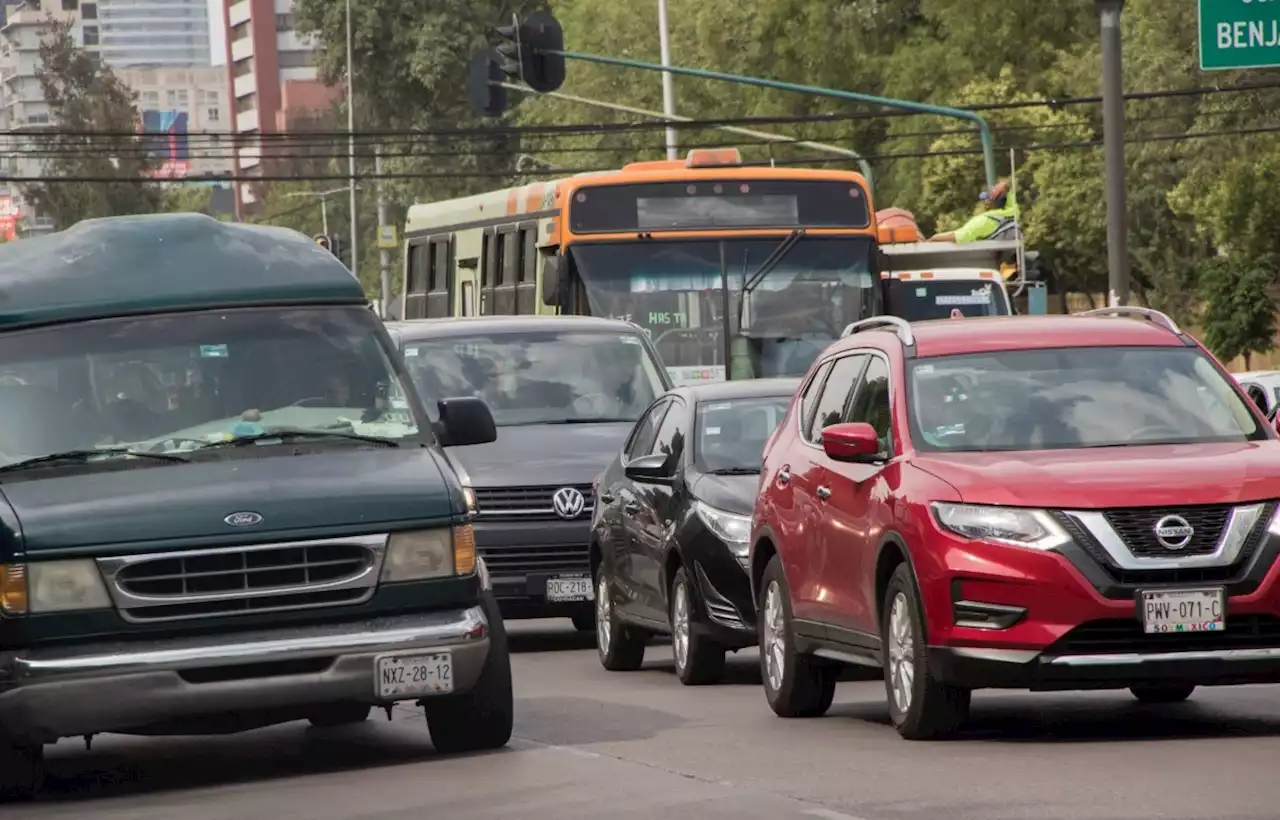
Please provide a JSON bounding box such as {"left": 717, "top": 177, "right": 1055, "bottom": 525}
{"left": 590, "top": 378, "right": 799, "bottom": 684}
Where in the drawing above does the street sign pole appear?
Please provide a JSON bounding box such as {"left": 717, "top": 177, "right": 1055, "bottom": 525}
{"left": 1098, "top": 0, "right": 1130, "bottom": 307}
{"left": 1198, "top": 0, "right": 1280, "bottom": 71}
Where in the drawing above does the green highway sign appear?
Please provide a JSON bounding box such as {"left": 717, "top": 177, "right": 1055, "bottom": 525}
{"left": 1199, "top": 0, "right": 1280, "bottom": 71}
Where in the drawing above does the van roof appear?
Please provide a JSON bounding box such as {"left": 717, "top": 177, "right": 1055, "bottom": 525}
{"left": 0, "top": 213, "right": 368, "bottom": 330}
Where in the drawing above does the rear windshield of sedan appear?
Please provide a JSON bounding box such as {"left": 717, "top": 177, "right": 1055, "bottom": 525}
{"left": 907, "top": 346, "right": 1265, "bottom": 452}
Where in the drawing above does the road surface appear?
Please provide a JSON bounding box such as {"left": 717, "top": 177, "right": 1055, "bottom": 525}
{"left": 7, "top": 620, "right": 1280, "bottom": 820}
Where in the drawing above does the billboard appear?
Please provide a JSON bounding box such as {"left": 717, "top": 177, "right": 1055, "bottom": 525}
{"left": 140, "top": 109, "right": 191, "bottom": 179}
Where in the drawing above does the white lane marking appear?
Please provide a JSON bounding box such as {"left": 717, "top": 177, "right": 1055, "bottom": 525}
{"left": 803, "top": 809, "right": 871, "bottom": 820}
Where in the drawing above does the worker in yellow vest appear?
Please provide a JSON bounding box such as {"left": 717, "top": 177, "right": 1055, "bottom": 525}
{"left": 927, "top": 179, "right": 1019, "bottom": 244}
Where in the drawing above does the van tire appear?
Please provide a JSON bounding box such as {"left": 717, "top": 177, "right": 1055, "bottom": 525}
{"left": 424, "top": 592, "right": 514, "bottom": 753}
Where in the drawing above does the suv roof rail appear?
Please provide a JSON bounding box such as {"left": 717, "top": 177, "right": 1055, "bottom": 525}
{"left": 1078, "top": 306, "right": 1182, "bottom": 335}
{"left": 840, "top": 316, "right": 915, "bottom": 346}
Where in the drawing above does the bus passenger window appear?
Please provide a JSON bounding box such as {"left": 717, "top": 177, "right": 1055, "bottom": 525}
{"left": 517, "top": 228, "right": 537, "bottom": 314}
{"left": 427, "top": 240, "right": 450, "bottom": 318}
{"left": 405, "top": 243, "right": 429, "bottom": 319}
{"left": 461, "top": 281, "right": 475, "bottom": 316}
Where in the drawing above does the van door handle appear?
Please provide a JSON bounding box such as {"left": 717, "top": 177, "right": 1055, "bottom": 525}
{"left": 777, "top": 468, "right": 792, "bottom": 484}
{"left": 623, "top": 503, "right": 640, "bottom": 515}
{"left": 816, "top": 486, "right": 832, "bottom": 500}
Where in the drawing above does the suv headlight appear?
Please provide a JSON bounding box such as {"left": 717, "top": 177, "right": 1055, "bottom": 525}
{"left": 382, "top": 525, "right": 477, "bottom": 582}
{"left": 19, "top": 560, "right": 112, "bottom": 614}
{"left": 931, "top": 503, "right": 1070, "bottom": 551}
{"left": 695, "top": 501, "right": 751, "bottom": 567}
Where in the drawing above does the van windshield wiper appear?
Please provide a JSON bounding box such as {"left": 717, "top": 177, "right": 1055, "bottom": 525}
{"left": 197, "top": 429, "right": 400, "bottom": 450}
{"left": 0, "top": 448, "right": 190, "bottom": 474}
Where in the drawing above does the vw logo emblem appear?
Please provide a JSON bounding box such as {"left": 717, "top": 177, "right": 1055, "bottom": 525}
{"left": 551, "top": 487, "right": 586, "bottom": 520}
{"left": 1153, "top": 515, "right": 1194, "bottom": 550}
{"left": 224, "top": 511, "right": 263, "bottom": 527}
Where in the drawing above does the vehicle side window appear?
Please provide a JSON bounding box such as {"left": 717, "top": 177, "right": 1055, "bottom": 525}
{"left": 806, "top": 354, "right": 866, "bottom": 445}
{"left": 625, "top": 399, "right": 668, "bottom": 460}
{"left": 798, "top": 360, "right": 833, "bottom": 441}
{"left": 651, "top": 399, "right": 686, "bottom": 462}
{"left": 848, "top": 356, "right": 892, "bottom": 455}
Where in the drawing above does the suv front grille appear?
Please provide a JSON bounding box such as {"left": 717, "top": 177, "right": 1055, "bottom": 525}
{"left": 474, "top": 484, "right": 594, "bottom": 522}
{"left": 1051, "top": 615, "right": 1280, "bottom": 656}
{"left": 1103, "top": 504, "right": 1231, "bottom": 557}
{"left": 99, "top": 535, "right": 385, "bottom": 622}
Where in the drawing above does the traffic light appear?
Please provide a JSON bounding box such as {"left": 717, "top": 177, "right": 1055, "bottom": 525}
{"left": 519, "top": 11, "right": 565, "bottom": 94}
{"left": 313, "top": 234, "right": 331, "bottom": 252}
{"left": 469, "top": 50, "right": 509, "bottom": 118}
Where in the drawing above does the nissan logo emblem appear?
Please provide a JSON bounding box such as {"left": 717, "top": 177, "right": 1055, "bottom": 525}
{"left": 552, "top": 487, "right": 586, "bottom": 520}
{"left": 1153, "top": 515, "right": 1194, "bottom": 550}
{"left": 224, "top": 511, "right": 264, "bottom": 527}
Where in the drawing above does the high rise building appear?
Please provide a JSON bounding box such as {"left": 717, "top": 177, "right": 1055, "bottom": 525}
{"left": 96, "top": 0, "right": 210, "bottom": 68}
{"left": 222, "top": 0, "right": 337, "bottom": 217}
{"left": 116, "top": 65, "right": 232, "bottom": 178}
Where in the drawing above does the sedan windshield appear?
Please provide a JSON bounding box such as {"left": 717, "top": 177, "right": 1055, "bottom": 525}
{"left": 401, "top": 330, "right": 667, "bottom": 426}
{"left": 0, "top": 306, "right": 421, "bottom": 467}
{"left": 908, "top": 346, "right": 1263, "bottom": 452}
{"left": 695, "top": 395, "right": 792, "bottom": 473}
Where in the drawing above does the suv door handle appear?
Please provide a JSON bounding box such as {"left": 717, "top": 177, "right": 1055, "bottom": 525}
{"left": 816, "top": 485, "right": 832, "bottom": 500}
{"left": 777, "top": 468, "right": 792, "bottom": 484}
{"left": 623, "top": 502, "right": 640, "bottom": 515}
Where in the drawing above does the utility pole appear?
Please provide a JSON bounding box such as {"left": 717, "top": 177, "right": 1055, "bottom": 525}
{"left": 1098, "top": 0, "right": 1129, "bottom": 307}
{"left": 345, "top": 0, "right": 359, "bottom": 280}
{"left": 657, "top": 0, "right": 678, "bottom": 160}
{"left": 375, "top": 144, "right": 390, "bottom": 314}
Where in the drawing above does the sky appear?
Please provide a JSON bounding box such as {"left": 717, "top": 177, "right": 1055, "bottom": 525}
{"left": 207, "top": 0, "right": 224, "bottom": 65}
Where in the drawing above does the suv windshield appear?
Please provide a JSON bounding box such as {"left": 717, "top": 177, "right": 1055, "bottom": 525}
{"left": 695, "top": 395, "right": 792, "bottom": 473}
{"left": 401, "top": 330, "right": 667, "bottom": 426}
{"left": 885, "top": 278, "right": 1010, "bottom": 321}
{"left": 0, "top": 306, "right": 421, "bottom": 467}
{"left": 908, "top": 346, "right": 1263, "bottom": 452}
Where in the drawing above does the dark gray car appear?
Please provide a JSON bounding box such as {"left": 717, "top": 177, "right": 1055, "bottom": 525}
{"left": 385, "top": 316, "right": 673, "bottom": 630}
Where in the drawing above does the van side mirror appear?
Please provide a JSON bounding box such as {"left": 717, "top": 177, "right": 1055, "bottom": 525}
{"left": 541, "top": 253, "right": 562, "bottom": 307}
{"left": 437, "top": 396, "right": 497, "bottom": 447}
{"left": 821, "top": 422, "right": 882, "bottom": 463}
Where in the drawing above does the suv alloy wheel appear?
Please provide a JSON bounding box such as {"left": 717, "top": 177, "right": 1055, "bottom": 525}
{"left": 758, "top": 555, "right": 835, "bottom": 717}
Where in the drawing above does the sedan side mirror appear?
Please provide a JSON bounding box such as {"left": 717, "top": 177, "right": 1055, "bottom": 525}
{"left": 437, "top": 396, "right": 497, "bottom": 447}
{"left": 624, "top": 452, "right": 674, "bottom": 484}
{"left": 821, "top": 422, "right": 883, "bottom": 463}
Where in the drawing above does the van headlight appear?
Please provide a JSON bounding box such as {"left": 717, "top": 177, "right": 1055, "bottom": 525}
{"left": 695, "top": 501, "right": 751, "bottom": 567}
{"left": 382, "top": 525, "right": 477, "bottom": 582}
{"left": 26, "top": 560, "right": 112, "bottom": 613}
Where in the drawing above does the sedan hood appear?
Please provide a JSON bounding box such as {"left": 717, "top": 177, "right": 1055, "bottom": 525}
{"left": 913, "top": 441, "right": 1280, "bottom": 509}
{"left": 690, "top": 473, "right": 762, "bottom": 517}
{"left": 446, "top": 422, "right": 634, "bottom": 488}
{"left": 0, "top": 448, "right": 459, "bottom": 556}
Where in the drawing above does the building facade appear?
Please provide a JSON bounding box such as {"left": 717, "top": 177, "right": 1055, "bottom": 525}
{"left": 221, "top": 0, "right": 337, "bottom": 217}
{"left": 96, "top": 0, "right": 210, "bottom": 68}
{"left": 115, "top": 65, "right": 232, "bottom": 178}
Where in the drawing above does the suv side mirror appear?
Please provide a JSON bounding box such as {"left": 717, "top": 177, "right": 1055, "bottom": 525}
{"left": 437, "top": 396, "right": 497, "bottom": 447}
{"left": 821, "top": 422, "right": 882, "bottom": 462}
{"left": 624, "top": 452, "right": 673, "bottom": 483}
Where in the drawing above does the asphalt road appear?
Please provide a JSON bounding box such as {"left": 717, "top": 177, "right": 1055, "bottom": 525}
{"left": 7, "top": 619, "right": 1280, "bottom": 820}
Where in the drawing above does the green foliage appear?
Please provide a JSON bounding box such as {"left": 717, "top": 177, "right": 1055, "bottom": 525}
{"left": 22, "top": 21, "right": 164, "bottom": 229}
{"left": 1196, "top": 257, "right": 1277, "bottom": 368}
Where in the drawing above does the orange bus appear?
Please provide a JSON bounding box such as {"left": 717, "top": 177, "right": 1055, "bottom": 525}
{"left": 401, "top": 148, "right": 881, "bottom": 383}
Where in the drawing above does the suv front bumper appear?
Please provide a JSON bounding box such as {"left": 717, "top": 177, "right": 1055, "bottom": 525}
{"left": 0, "top": 606, "right": 491, "bottom": 743}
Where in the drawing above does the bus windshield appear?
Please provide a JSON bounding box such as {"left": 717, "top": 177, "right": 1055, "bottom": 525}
{"left": 884, "top": 278, "right": 1011, "bottom": 321}
{"left": 567, "top": 237, "right": 877, "bottom": 383}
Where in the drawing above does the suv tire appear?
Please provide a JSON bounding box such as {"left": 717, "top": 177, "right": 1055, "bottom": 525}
{"left": 759, "top": 554, "right": 835, "bottom": 717}
{"left": 308, "top": 703, "right": 372, "bottom": 728}
{"left": 424, "top": 591, "right": 514, "bottom": 753}
{"left": 1130, "top": 684, "right": 1196, "bottom": 704}
{"left": 0, "top": 738, "right": 42, "bottom": 802}
{"left": 882, "top": 563, "right": 971, "bottom": 740}
{"left": 596, "top": 568, "right": 647, "bottom": 671}
{"left": 671, "top": 566, "right": 725, "bottom": 685}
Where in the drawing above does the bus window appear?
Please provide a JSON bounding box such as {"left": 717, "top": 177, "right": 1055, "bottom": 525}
{"left": 495, "top": 231, "right": 517, "bottom": 315}
{"left": 427, "top": 240, "right": 450, "bottom": 318}
{"left": 405, "top": 242, "right": 429, "bottom": 320}
{"left": 480, "top": 233, "right": 495, "bottom": 315}
{"left": 461, "top": 281, "right": 475, "bottom": 316}
{"left": 517, "top": 228, "right": 537, "bottom": 314}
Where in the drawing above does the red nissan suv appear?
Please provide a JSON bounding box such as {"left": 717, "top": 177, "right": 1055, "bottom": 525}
{"left": 749, "top": 308, "right": 1280, "bottom": 739}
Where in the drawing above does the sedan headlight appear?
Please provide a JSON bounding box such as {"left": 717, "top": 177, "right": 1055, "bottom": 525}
{"left": 27, "top": 559, "right": 112, "bottom": 613}
{"left": 695, "top": 501, "right": 751, "bottom": 566}
{"left": 382, "top": 525, "right": 476, "bottom": 582}
{"left": 931, "top": 503, "right": 1070, "bottom": 551}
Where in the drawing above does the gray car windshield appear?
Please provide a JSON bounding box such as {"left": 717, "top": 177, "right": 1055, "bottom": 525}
{"left": 695, "top": 396, "right": 792, "bottom": 473}
{"left": 0, "top": 306, "right": 421, "bottom": 466}
{"left": 908, "top": 346, "right": 1264, "bottom": 452}
{"left": 402, "top": 330, "right": 667, "bottom": 426}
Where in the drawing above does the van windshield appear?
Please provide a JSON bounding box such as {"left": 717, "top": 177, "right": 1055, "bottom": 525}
{"left": 0, "top": 306, "right": 421, "bottom": 467}
{"left": 885, "top": 278, "right": 1009, "bottom": 321}
{"left": 402, "top": 330, "right": 667, "bottom": 426}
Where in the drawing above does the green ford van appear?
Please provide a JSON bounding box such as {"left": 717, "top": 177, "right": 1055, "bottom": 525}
{"left": 0, "top": 214, "right": 509, "bottom": 799}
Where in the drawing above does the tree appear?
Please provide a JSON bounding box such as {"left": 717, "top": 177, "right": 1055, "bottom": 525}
{"left": 1196, "top": 257, "right": 1277, "bottom": 369}
{"left": 21, "top": 21, "right": 164, "bottom": 229}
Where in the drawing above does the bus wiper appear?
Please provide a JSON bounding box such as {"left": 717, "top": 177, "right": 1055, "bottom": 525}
{"left": 0, "top": 448, "right": 190, "bottom": 474}
{"left": 743, "top": 229, "right": 806, "bottom": 295}
{"left": 198, "top": 430, "right": 400, "bottom": 449}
